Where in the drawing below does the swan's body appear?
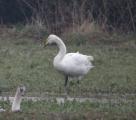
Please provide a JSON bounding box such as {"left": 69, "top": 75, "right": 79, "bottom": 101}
{"left": 11, "top": 86, "right": 26, "bottom": 112}
{"left": 45, "top": 34, "right": 94, "bottom": 87}
{"left": 54, "top": 52, "right": 94, "bottom": 77}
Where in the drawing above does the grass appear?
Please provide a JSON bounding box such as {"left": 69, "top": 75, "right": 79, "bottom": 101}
{"left": 0, "top": 35, "right": 135, "bottom": 95}
{"left": 0, "top": 31, "right": 136, "bottom": 119}
{"left": 0, "top": 100, "right": 136, "bottom": 120}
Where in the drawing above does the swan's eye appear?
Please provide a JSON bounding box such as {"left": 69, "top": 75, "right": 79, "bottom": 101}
{"left": 51, "top": 43, "right": 56, "bottom": 46}
{"left": 47, "top": 42, "right": 56, "bottom": 46}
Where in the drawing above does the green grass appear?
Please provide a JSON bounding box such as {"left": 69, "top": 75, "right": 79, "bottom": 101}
{"left": 0, "top": 100, "right": 136, "bottom": 120}
{"left": 0, "top": 33, "right": 136, "bottom": 119}
{"left": 0, "top": 35, "right": 136, "bottom": 95}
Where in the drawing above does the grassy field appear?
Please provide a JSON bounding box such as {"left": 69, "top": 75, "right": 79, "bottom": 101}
{"left": 0, "top": 100, "right": 136, "bottom": 120}
{"left": 0, "top": 32, "right": 136, "bottom": 119}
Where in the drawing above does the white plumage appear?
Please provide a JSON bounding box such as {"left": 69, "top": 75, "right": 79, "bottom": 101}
{"left": 45, "top": 34, "right": 94, "bottom": 87}
{"left": 55, "top": 52, "right": 94, "bottom": 77}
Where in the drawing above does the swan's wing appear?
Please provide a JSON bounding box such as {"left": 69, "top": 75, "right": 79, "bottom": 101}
{"left": 63, "top": 53, "right": 93, "bottom": 66}
{"left": 58, "top": 53, "right": 94, "bottom": 76}
{"left": 61, "top": 53, "right": 94, "bottom": 73}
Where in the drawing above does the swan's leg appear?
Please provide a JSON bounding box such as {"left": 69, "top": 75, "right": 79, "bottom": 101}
{"left": 64, "top": 75, "right": 69, "bottom": 95}
{"left": 77, "top": 77, "right": 82, "bottom": 95}
{"left": 64, "top": 75, "right": 68, "bottom": 87}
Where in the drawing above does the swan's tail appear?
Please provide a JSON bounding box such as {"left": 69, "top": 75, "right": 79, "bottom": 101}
{"left": 87, "top": 56, "right": 94, "bottom": 61}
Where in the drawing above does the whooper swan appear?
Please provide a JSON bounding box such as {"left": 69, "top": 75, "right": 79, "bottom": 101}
{"left": 11, "top": 85, "right": 26, "bottom": 112}
{"left": 44, "top": 34, "right": 94, "bottom": 88}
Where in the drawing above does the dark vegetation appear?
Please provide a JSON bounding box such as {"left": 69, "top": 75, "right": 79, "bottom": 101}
{"left": 0, "top": 0, "right": 136, "bottom": 34}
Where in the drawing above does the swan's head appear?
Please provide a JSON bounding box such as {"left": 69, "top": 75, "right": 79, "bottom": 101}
{"left": 44, "top": 34, "right": 60, "bottom": 46}
{"left": 17, "top": 85, "right": 26, "bottom": 96}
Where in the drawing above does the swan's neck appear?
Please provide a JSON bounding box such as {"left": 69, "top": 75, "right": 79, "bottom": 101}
{"left": 54, "top": 38, "right": 66, "bottom": 63}
{"left": 12, "top": 91, "right": 22, "bottom": 111}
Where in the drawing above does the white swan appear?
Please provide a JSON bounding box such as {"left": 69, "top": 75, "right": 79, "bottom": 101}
{"left": 45, "top": 34, "right": 94, "bottom": 87}
{"left": 11, "top": 85, "right": 26, "bottom": 112}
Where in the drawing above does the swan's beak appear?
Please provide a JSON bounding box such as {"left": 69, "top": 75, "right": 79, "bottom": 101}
{"left": 43, "top": 40, "right": 48, "bottom": 48}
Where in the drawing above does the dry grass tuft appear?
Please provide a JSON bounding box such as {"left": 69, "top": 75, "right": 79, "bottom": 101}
{"left": 18, "top": 20, "right": 48, "bottom": 40}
